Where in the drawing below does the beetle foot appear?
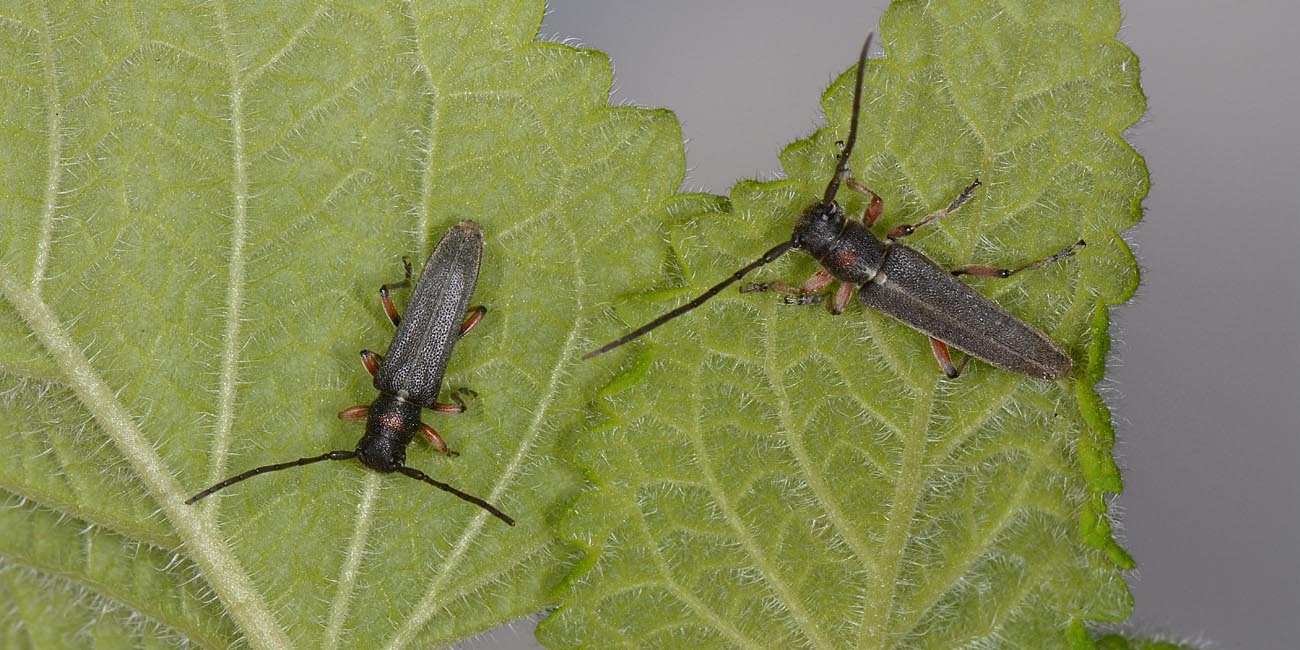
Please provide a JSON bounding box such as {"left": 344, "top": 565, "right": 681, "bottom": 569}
{"left": 782, "top": 294, "right": 824, "bottom": 306}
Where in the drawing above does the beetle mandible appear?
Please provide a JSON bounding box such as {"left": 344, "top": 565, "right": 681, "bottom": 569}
{"left": 585, "top": 33, "right": 1083, "bottom": 381}
{"left": 188, "top": 220, "right": 514, "bottom": 526}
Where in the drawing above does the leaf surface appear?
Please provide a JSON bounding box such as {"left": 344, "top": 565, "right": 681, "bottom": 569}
{"left": 544, "top": 0, "right": 1146, "bottom": 648}
{"left": 1092, "top": 633, "right": 1203, "bottom": 650}
{"left": 0, "top": 0, "right": 688, "bottom": 646}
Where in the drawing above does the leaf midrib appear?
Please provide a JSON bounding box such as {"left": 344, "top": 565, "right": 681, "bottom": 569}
{"left": 0, "top": 272, "right": 290, "bottom": 649}
{"left": 855, "top": 379, "right": 934, "bottom": 649}
{"left": 1, "top": 507, "right": 231, "bottom": 648}
{"left": 761, "top": 307, "right": 881, "bottom": 635}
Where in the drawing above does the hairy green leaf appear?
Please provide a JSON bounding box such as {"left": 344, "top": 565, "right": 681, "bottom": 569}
{"left": 1091, "top": 632, "right": 1203, "bottom": 650}
{"left": 544, "top": 1, "right": 1146, "bottom": 648}
{"left": 0, "top": 0, "right": 691, "bottom": 646}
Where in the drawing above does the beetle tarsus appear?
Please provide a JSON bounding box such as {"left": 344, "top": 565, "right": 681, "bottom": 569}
{"left": 888, "top": 179, "right": 981, "bottom": 240}
{"left": 952, "top": 239, "right": 1086, "bottom": 279}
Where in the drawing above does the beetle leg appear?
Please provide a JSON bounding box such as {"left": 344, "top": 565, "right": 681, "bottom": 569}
{"left": 929, "top": 338, "right": 970, "bottom": 379}
{"left": 801, "top": 269, "right": 835, "bottom": 293}
{"left": 359, "top": 349, "right": 383, "bottom": 376}
{"left": 845, "top": 178, "right": 884, "bottom": 226}
{"left": 952, "top": 239, "right": 1085, "bottom": 279}
{"left": 828, "top": 281, "right": 855, "bottom": 315}
{"left": 338, "top": 405, "right": 369, "bottom": 421}
{"left": 742, "top": 269, "right": 835, "bottom": 308}
{"left": 459, "top": 306, "right": 486, "bottom": 336}
{"left": 887, "top": 179, "right": 981, "bottom": 240}
{"left": 782, "top": 270, "right": 836, "bottom": 307}
{"left": 741, "top": 280, "right": 800, "bottom": 295}
{"left": 380, "top": 257, "right": 414, "bottom": 327}
{"left": 433, "top": 388, "right": 477, "bottom": 414}
{"left": 418, "top": 423, "right": 457, "bottom": 456}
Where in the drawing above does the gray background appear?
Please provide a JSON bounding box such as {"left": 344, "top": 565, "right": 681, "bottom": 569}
{"left": 461, "top": 2, "right": 1300, "bottom": 648}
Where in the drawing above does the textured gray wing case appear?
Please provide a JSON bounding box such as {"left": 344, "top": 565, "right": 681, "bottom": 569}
{"left": 374, "top": 221, "right": 483, "bottom": 405}
{"left": 858, "top": 244, "right": 1070, "bottom": 380}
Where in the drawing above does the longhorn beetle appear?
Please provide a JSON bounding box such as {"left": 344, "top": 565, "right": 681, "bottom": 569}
{"left": 585, "top": 33, "right": 1084, "bottom": 380}
{"left": 187, "top": 221, "right": 514, "bottom": 526}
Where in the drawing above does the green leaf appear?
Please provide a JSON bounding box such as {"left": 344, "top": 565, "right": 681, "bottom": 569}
{"left": 543, "top": 0, "right": 1146, "bottom": 648}
{"left": 1090, "top": 632, "right": 1204, "bottom": 650}
{"left": 0, "top": 0, "right": 692, "bottom": 646}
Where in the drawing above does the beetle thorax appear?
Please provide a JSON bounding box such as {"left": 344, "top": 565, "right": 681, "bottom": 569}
{"left": 356, "top": 393, "right": 422, "bottom": 471}
{"left": 792, "top": 200, "right": 889, "bottom": 285}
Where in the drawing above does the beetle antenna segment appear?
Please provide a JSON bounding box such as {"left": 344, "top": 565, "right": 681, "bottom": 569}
{"left": 185, "top": 450, "right": 358, "bottom": 504}
{"left": 584, "top": 241, "right": 796, "bottom": 359}
{"left": 395, "top": 466, "right": 515, "bottom": 526}
{"left": 823, "top": 32, "right": 874, "bottom": 204}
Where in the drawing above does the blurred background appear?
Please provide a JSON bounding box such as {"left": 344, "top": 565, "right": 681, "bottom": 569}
{"left": 461, "top": 2, "right": 1300, "bottom": 648}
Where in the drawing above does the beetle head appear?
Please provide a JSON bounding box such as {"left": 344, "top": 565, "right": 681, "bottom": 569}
{"left": 792, "top": 200, "right": 846, "bottom": 254}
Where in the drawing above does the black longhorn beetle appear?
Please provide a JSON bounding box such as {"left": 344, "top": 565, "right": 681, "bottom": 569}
{"left": 188, "top": 220, "right": 514, "bottom": 526}
{"left": 585, "top": 32, "right": 1084, "bottom": 381}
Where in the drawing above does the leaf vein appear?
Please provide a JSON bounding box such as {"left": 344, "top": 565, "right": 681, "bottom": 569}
{"left": 242, "top": 1, "right": 333, "bottom": 88}
{"left": 405, "top": 0, "right": 440, "bottom": 256}
{"left": 764, "top": 312, "right": 882, "bottom": 586}
{"left": 30, "top": 4, "right": 64, "bottom": 294}
{"left": 0, "top": 515, "right": 229, "bottom": 648}
{"left": 324, "top": 473, "right": 381, "bottom": 650}
{"left": 0, "top": 271, "right": 289, "bottom": 648}
{"left": 625, "top": 501, "right": 762, "bottom": 648}
{"left": 201, "top": 0, "right": 253, "bottom": 514}
{"left": 896, "top": 463, "right": 1038, "bottom": 634}
{"left": 855, "top": 378, "right": 935, "bottom": 649}
{"left": 690, "top": 350, "right": 835, "bottom": 649}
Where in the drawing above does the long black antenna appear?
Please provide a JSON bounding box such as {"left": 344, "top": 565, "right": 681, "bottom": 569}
{"left": 185, "top": 450, "right": 357, "bottom": 504}
{"left": 396, "top": 466, "right": 515, "bottom": 525}
{"left": 584, "top": 30, "right": 874, "bottom": 360}
{"left": 823, "top": 32, "right": 873, "bottom": 204}
{"left": 186, "top": 451, "right": 515, "bottom": 525}
{"left": 583, "top": 241, "right": 795, "bottom": 359}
